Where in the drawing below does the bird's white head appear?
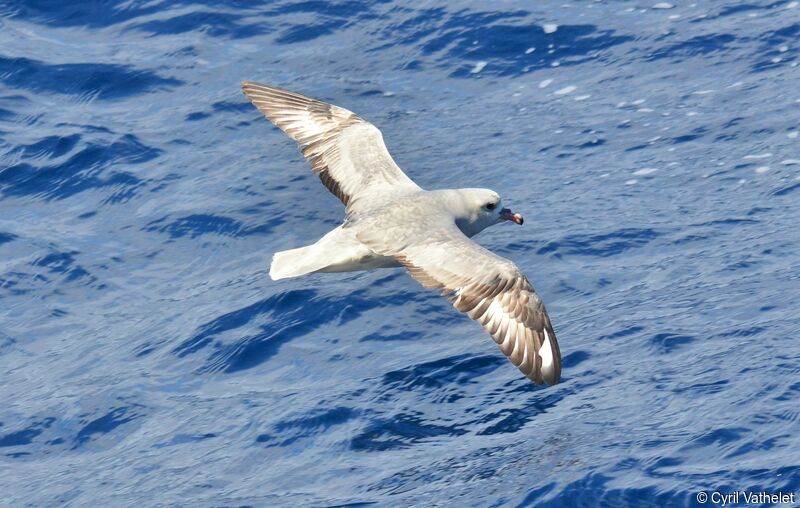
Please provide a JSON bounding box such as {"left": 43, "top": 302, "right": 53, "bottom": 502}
{"left": 450, "top": 188, "right": 524, "bottom": 237}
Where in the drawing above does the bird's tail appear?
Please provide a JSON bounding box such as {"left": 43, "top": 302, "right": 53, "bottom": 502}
{"left": 270, "top": 225, "right": 377, "bottom": 280}
{"left": 269, "top": 244, "right": 329, "bottom": 280}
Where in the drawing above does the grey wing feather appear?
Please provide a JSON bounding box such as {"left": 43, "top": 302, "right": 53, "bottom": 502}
{"left": 241, "top": 82, "right": 420, "bottom": 210}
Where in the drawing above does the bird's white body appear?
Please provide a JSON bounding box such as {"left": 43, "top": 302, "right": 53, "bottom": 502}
{"left": 270, "top": 189, "right": 504, "bottom": 279}
{"left": 242, "top": 82, "right": 561, "bottom": 385}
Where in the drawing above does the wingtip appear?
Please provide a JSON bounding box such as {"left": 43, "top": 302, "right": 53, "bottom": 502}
{"left": 241, "top": 80, "right": 253, "bottom": 97}
{"left": 241, "top": 80, "right": 259, "bottom": 91}
{"left": 543, "top": 369, "right": 561, "bottom": 386}
{"left": 521, "top": 325, "right": 561, "bottom": 385}
{"left": 540, "top": 326, "right": 562, "bottom": 385}
{"left": 529, "top": 367, "right": 560, "bottom": 386}
{"left": 241, "top": 80, "right": 271, "bottom": 95}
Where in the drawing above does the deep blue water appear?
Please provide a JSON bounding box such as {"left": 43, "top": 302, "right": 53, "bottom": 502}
{"left": 1, "top": 0, "right": 799, "bottom": 506}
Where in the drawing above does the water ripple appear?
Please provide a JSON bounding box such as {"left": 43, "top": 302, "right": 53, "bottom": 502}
{"left": 1, "top": 0, "right": 799, "bottom": 506}
{"left": 0, "top": 56, "right": 181, "bottom": 99}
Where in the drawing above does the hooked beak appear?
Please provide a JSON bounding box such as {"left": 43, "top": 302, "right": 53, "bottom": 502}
{"left": 500, "top": 208, "right": 524, "bottom": 225}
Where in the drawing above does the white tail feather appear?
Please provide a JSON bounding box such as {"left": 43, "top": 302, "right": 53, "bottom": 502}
{"left": 269, "top": 226, "right": 398, "bottom": 281}
{"left": 269, "top": 245, "right": 323, "bottom": 280}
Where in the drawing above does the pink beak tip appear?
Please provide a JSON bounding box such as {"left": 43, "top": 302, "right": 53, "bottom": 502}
{"left": 501, "top": 210, "right": 524, "bottom": 225}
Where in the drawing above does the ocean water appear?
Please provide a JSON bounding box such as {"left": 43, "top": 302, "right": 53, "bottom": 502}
{"left": 1, "top": 1, "right": 799, "bottom": 506}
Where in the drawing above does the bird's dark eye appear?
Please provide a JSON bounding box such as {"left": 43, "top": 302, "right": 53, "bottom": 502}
{"left": 486, "top": 202, "right": 496, "bottom": 210}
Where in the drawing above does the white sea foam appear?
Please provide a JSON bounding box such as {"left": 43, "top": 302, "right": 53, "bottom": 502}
{"left": 554, "top": 86, "right": 577, "bottom": 96}
{"left": 755, "top": 166, "right": 770, "bottom": 173}
{"left": 471, "top": 61, "right": 487, "bottom": 74}
{"left": 539, "top": 79, "right": 553, "bottom": 88}
{"left": 543, "top": 23, "right": 558, "bottom": 34}
{"left": 634, "top": 167, "right": 658, "bottom": 176}
{"left": 743, "top": 153, "right": 772, "bottom": 159}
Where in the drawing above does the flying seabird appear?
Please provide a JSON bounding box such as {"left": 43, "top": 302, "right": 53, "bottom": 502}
{"left": 241, "top": 82, "right": 562, "bottom": 385}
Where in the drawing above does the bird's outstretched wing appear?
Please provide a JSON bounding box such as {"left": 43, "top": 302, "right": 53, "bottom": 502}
{"left": 242, "top": 82, "right": 421, "bottom": 211}
{"left": 358, "top": 223, "right": 561, "bottom": 385}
